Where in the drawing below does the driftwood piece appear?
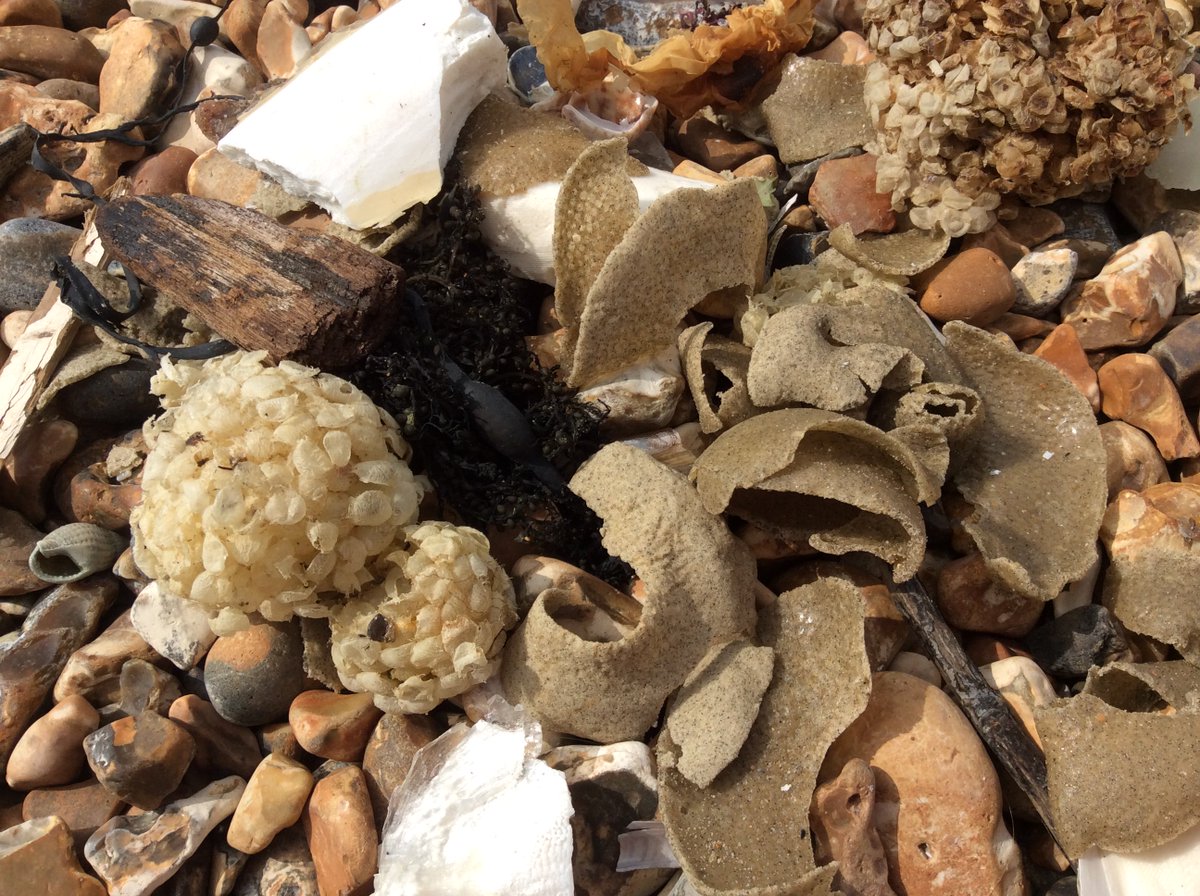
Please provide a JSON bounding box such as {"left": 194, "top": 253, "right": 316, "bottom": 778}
{"left": 889, "top": 576, "right": 1070, "bottom": 860}
{"left": 96, "top": 195, "right": 404, "bottom": 369}
{"left": 0, "top": 201, "right": 110, "bottom": 462}
{"left": 0, "top": 123, "right": 35, "bottom": 189}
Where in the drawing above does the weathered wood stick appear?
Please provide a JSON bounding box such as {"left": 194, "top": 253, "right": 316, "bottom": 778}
{"left": 0, "top": 201, "right": 109, "bottom": 462}
{"left": 96, "top": 194, "right": 404, "bottom": 370}
{"left": 889, "top": 576, "right": 1070, "bottom": 859}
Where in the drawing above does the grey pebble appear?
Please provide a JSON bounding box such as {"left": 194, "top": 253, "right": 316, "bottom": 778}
{"left": 0, "top": 218, "right": 81, "bottom": 314}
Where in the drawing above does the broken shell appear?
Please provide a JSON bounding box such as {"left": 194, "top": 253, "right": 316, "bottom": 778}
{"left": 560, "top": 79, "right": 659, "bottom": 141}
{"left": 28, "top": 523, "right": 127, "bottom": 584}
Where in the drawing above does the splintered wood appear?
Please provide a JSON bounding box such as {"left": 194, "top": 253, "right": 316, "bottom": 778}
{"left": 95, "top": 195, "right": 405, "bottom": 370}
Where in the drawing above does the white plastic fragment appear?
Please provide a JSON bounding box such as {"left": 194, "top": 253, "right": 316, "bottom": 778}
{"left": 1146, "top": 94, "right": 1200, "bottom": 190}
{"left": 375, "top": 701, "right": 574, "bottom": 896}
{"left": 1079, "top": 822, "right": 1200, "bottom": 896}
{"left": 479, "top": 168, "right": 714, "bottom": 285}
{"left": 219, "top": 0, "right": 507, "bottom": 228}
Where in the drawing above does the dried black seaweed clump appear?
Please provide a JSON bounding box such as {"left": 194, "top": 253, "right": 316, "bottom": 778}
{"left": 352, "top": 175, "right": 629, "bottom": 585}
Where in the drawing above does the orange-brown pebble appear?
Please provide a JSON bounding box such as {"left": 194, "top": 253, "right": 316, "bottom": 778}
{"left": 1098, "top": 353, "right": 1200, "bottom": 461}
{"left": 1099, "top": 421, "right": 1169, "bottom": 501}
{"left": 0, "top": 0, "right": 61, "bottom": 28}
{"left": 128, "top": 146, "right": 198, "bottom": 196}
{"left": 6, "top": 694, "right": 99, "bottom": 790}
{"left": 809, "top": 153, "right": 895, "bottom": 236}
{"left": 960, "top": 224, "right": 1027, "bottom": 268}
{"left": 289, "top": 691, "right": 382, "bottom": 762}
{"left": 732, "top": 154, "right": 779, "bottom": 180}
{"left": 1033, "top": 324, "right": 1101, "bottom": 410}
{"left": 916, "top": 248, "right": 1016, "bottom": 327}
{"left": 304, "top": 765, "right": 376, "bottom": 896}
{"left": 936, "top": 552, "right": 1045, "bottom": 638}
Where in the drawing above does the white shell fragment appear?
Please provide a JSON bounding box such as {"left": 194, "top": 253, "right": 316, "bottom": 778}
{"left": 219, "top": 0, "right": 507, "bottom": 228}
{"left": 375, "top": 707, "right": 574, "bottom": 896}
{"left": 479, "top": 168, "right": 713, "bottom": 285}
{"left": 1079, "top": 822, "right": 1200, "bottom": 896}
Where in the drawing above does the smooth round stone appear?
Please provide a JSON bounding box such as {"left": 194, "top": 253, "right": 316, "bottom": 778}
{"left": 168, "top": 694, "right": 261, "bottom": 780}
{"left": 1099, "top": 421, "right": 1169, "bottom": 501}
{"left": 916, "top": 247, "right": 1016, "bottom": 327}
{"left": 809, "top": 152, "right": 896, "bottom": 236}
{"left": 289, "top": 690, "right": 382, "bottom": 763}
{"left": 0, "top": 0, "right": 61, "bottom": 27}
{"left": 35, "top": 77, "right": 98, "bottom": 107}
{"left": 0, "top": 24, "right": 104, "bottom": 82}
{"left": 6, "top": 694, "right": 99, "bottom": 790}
{"left": 54, "top": 0, "right": 127, "bottom": 29}
{"left": 226, "top": 752, "right": 314, "bottom": 855}
{"left": 0, "top": 218, "right": 81, "bottom": 314}
{"left": 55, "top": 361, "right": 160, "bottom": 426}
{"left": 821, "top": 672, "right": 1025, "bottom": 896}
{"left": 128, "top": 145, "right": 197, "bottom": 196}
{"left": 204, "top": 620, "right": 307, "bottom": 727}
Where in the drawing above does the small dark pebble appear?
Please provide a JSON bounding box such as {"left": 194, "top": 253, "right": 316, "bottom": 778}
{"left": 1023, "top": 604, "right": 1130, "bottom": 680}
{"left": 56, "top": 361, "right": 160, "bottom": 426}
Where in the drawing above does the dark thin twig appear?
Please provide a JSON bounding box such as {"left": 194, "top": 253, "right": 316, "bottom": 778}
{"left": 887, "top": 574, "right": 1075, "bottom": 867}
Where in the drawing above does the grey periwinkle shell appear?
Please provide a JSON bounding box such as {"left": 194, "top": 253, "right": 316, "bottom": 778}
{"left": 28, "top": 523, "right": 128, "bottom": 584}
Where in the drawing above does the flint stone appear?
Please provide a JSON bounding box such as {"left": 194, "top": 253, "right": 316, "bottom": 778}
{"left": 1060, "top": 231, "right": 1183, "bottom": 350}
{"left": 1099, "top": 421, "right": 1169, "bottom": 503}
{"left": 85, "top": 776, "right": 246, "bottom": 896}
{"left": 0, "top": 576, "right": 116, "bottom": 776}
{"left": 210, "top": 838, "right": 250, "bottom": 896}
{"left": 168, "top": 694, "right": 261, "bottom": 779}
{"left": 1024, "top": 604, "right": 1131, "bottom": 680}
{"left": 54, "top": 0, "right": 127, "bottom": 29}
{"left": 0, "top": 217, "right": 81, "bottom": 313}
{"left": 811, "top": 758, "right": 895, "bottom": 896}
{"left": 55, "top": 608, "right": 160, "bottom": 704}
{"left": 118, "top": 656, "right": 182, "bottom": 715}
{"left": 0, "top": 24, "right": 104, "bottom": 81}
{"left": 84, "top": 710, "right": 196, "bottom": 809}
{"left": 6, "top": 692, "right": 99, "bottom": 789}
{"left": 1, "top": 416, "right": 77, "bottom": 523}
{"left": 303, "top": 764, "right": 375, "bottom": 896}
{"left": 1149, "top": 311, "right": 1200, "bottom": 399}
{"left": 1011, "top": 248, "right": 1077, "bottom": 317}
{"left": 361, "top": 712, "right": 440, "bottom": 831}
{"left": 130, "top": 581, "right": 216, "bottom": 671}
{"left": 232, "top": 825, "right": 319, "bottom": 896}
{"left": 204, "top": 619, "right": 306, "bottom": 726}
{"left": 0, "top": 0, "right": 62, "bottom": 27}
{"left": 1149, "top": 210, "right": 1200, "bottom": 311}
{"left": 544, "top": 741, "right": 669, "bottom": 896}
{"left": 36, "top": 77, "right": 98, "bottom": 107}
{"left": 0, "top": 815, "right": 105, "bottom": 895}
{"left": 1097, "top": 353, "right": 1200, "bottom": 461}
{"left": 22, "top": 778, "right": 125, "bottom": 847}
{"left": 289, "top": 690, "right": 381, "bottom": 763}
{"left": 0, "top": 506, "right": 48, "bottom": 596}
{"left": 55, "top": 359, "right": 159, "bottom": 425}
{"left": 226, "top": 751, "right": 314, "bottom": 854}
{"left": 98, "top": 16, "right": 184, "bottom": 120}
{"left": 1049, "top": 199, "right": 1123, "bottom": 251}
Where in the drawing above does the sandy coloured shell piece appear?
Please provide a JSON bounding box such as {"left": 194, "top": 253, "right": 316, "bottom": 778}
{"left": 1037, "top": 692, "right": 1200, "bottom": 858}
{"left": 692, "top": 408, "right": 946, "bottom": 580}
{"left": 945, "top": 322, "right": 1107, "bottom": 600}
{"left": 501, "top": 443, "right": 758, "bottom": 743}
{"left": 658, "top": 577, "right": 870, "bottom": 896}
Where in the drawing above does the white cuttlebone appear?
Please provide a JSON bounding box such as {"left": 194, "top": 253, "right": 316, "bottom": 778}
{"left": 479, "top": 169, "right": 715, "bottom": 285}
{"left": 1078, "top": 822, "right": 1200, "bottom": 896}
{"left": 375, "top": 711, "right": 574, "bottom": 896}
{"left": 219, "top": 0, "right": 507, "bottom": 229}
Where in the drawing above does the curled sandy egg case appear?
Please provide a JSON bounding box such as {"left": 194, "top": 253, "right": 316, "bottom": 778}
{"left": 131, "top": 351, "right": 426, "bottom": 634}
